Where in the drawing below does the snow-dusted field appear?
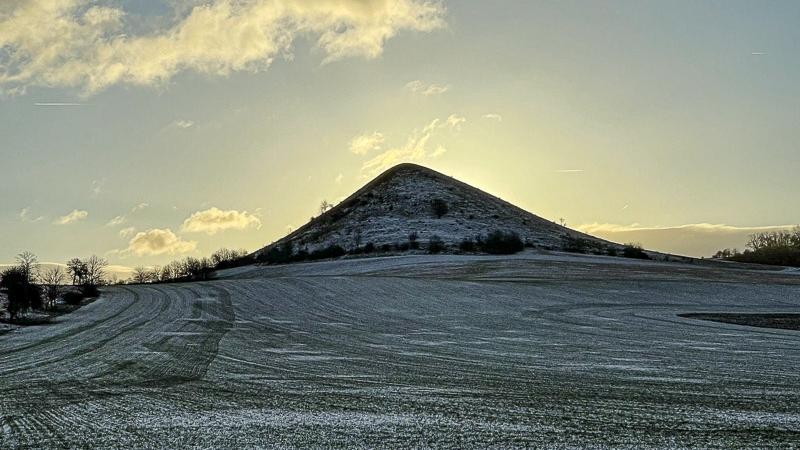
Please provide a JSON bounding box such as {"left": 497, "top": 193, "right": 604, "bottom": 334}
{"left": 2, "top": 253, "right": 800, "bottom": 448}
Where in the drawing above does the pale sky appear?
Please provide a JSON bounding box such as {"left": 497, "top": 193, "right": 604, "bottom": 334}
{"left": 1, "top": 0, "right": 798, "bottom": 269}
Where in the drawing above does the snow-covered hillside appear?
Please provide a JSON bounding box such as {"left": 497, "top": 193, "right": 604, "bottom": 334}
{"left": 256, "top": 163, "right": 617, "bottom": 256}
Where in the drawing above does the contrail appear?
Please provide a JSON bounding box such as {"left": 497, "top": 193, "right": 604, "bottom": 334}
{"left": 555, "top": 169, "right": 584, "bottom": 173}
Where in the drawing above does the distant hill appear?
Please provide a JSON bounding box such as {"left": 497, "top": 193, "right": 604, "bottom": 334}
{"left": 255, "top": 163, "right": 623, "bottom": 258}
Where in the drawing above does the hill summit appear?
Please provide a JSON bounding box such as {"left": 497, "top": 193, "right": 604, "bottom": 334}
{"left": 255, "top": 163, "right": 617, "bottom": 258}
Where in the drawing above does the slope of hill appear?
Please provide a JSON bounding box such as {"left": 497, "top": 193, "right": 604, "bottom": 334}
{"left": 255, "top": 163, "right": 619, "bottom": 257}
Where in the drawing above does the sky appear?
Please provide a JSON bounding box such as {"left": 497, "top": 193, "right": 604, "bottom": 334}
{"left": 1, "top": 0, "right": 799, "bottom": 274}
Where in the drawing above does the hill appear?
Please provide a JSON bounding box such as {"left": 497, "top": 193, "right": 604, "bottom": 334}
{"left": 255, "top": 163, "right": 621, "bottom": 258}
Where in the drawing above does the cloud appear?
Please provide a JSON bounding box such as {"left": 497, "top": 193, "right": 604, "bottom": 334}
{"left": 106, "top": 203, "right": 148, "bottom": 227}
{"left": 106, "top": 215, "right": 126, "bottom": 227}
{"left": 169, "top": 119, "right": 194, "bottom": 129}
{"left": 181, "top": 207, "right": 262, "bottom": 235}
{"left": 445, "top": 114, "right": 466, "bottom": 130}
{"left": 19, "top": 207, "right": 44, "bottom": 223}
{"left": 54, "top": 209, "right": 88, "bottom": 225}
{"left": 577, "top": 222, "right": 800, "bottom": 258}
{"left": 91, "top": 178, "right": 105, "bottom": 197}
{"left": 482, "top": 113, "right": 502, "bottom": 122}
{"left": 349, "top": 132, "right": 385, "bottom": 155}
{"left": 0, "top": 0, "right": 445, "bottom": 95}
{"left": 124, "top": 228, "right": 197, "bottom": 256}
{"left": 360, "top": 115, "right": 455, "bottom": 176}
{"left": 119, "top": 227, "right": 136, "bottom": 238}
{"left": 555, "top": 169, "right": 584, "bottom": 173}
{"left": 131, "top": 202, "right": 149, "bottom": 212}
{"left": 405, "top": 80, "right": 450, "bottom": 96}
{"left": 34, "top": 102, "right": 84, "bottom": 106}
{"left": 335, "top": 173, "right": 344, "bottom": 184}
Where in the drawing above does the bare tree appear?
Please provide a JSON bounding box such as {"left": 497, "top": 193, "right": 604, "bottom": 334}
{"left": 84, "top": 255, "right": 108, "bottom": 286}
{"left": 15, "top": 251, "right": 39, "bottom": 284}
{"left": 39, "top": 266, "right": 66, "bottom": 309}
{"left": 319, "top": 200, "right": 333, "bottom": 215}
{"left": 67, "top": 258, "right": 88, "bottom": 285}
{"left": 132, "top": 266, "right": 152, "bottom": 284}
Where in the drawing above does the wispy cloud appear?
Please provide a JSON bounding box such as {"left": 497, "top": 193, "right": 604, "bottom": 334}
{"left": 349, "top": 132, "right": 385, "bottom": 155}
{"left": 482, "top": 113, "right": 503, "bottom": 122}
{"left": 360, "top": 115, "right": 459, "bottom": 176}
{"left": 91, "top": 178, "right": 106, "bottom": 197}
{"left": 34, "top": 102, "right": 84, "bottom": 106}
{"left": 170, "top": 120, "right": 195, "bottom": 129}
{"left": 106, "top": 203, "right": 149, "bottom": 227}
{"left": 131, "top": 203, "right": 149, "bottom": 212}
{"left": 119, "top": 227, "right": 136, "bottom": 238}
{"left": 555, "top": 169, "right": 584, "bottom": 173}
{"left": 445, "top": 114, "right": 466, "bottom": 130}
{"left": 335, "top": 173, "right": 344, "bottom": 184}
{"left": 106, "top": 215, "right": 126, "bottom": 227}
{"left": 19, "top": 207, "right": 44, "bottom": 223}
{"left": 54, "top": 209, "right": 88, "bottom": 225}
{"left": 181, "top": 207, "right": 262, "bottom": 235}
{"left": 405, "top": 80, "right": 450, "bottom": 96}
{"left": 0, "top": 1, "right": 445, "bottom": 95}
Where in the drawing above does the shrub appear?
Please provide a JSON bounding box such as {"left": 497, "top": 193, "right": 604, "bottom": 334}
{"left": 428, "top": 235, "right": 445, "bottom": 254}
{"left": 63, "top": 291, "right": 85, "bottom": 306}
{"left": 408, "top": 232, "right": 420, "bottom": 250}
{"left": 459, "top": 238, "right": 477, "bottom": 252}
{"left": 482, "top": 231, "right": 524, "bottom": 255}
{"left": 622, "top": 243, "right": 650, "bottom": 260}
{"left": 380, "top": 244, "right": 392, "bottom": 252}
{"left": 80, "top": 283, "right": 101, "bottom": 298}
{"left": 430, "top": 198, "right": 449, "bottom": 218}
{"left": 606, "top": 247, "right": 618, "bottom": 257}
{"left": 363, "top": 243, "right": 376, "bottom": 253}
{"left": 1, "top": 267, "right": 43, "bottom": 320}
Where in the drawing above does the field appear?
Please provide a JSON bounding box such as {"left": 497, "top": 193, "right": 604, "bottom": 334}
{"left": 2, "top": 253, "right": 800, "bottom": 448}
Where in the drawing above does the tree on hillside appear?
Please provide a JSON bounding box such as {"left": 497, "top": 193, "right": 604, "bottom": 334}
{"left": 15, "top": 251, "right": 39, "bottom": 284}
{"left": 67, "top": 258, "right": 88, "bottom": 285}
{"left": 320, "top": 200, "right": 333, "bottom": 215}
{"left": 1, "top": 267, "right": 43, "bottom": 321}
{"left": 84, "top": 255, "right": 108, "bottom": 286}
{"left": 132, "top": 266, "right": 154, "bottom": 284}
{"left": 40, "top": 266, "right": 66, "bottom": 309}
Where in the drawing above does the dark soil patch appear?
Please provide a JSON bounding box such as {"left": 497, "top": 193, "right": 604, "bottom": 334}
{"left": 680, "top": 313, "right": 800, "bottom": 331}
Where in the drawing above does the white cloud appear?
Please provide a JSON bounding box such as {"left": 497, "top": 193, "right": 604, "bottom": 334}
{"left": 91, "top": 178, "right": 105, "bottom": 197}
{"left": 106, "top": 203, "right": 148, "bottom": 227}
{"left": 405, "top": 80, "right": 450, "bottom": 96}
{"left": 555, "top": 169, "right": 584, "bottom": 173}
{"left": 482, "top": 113, "right": 502, "bottom": 122}
{"left": 335, "top": 173, "right": 344, "bottom": 184}
{"left": 124, "top": 228, "right": 197, "bottom": 257}
{"left": 106, "top": 215, "right": 126, "bottom": 227}
{"left": 0, "top": 0, "right": 446, "bottom": 95}
{"left": 181, "top": 207, "right": 262, "bottom": 235}
{"left": 445, "top": 114, "right": 466, "bottom": 130}
{"left": 54, "top": 209, "right": 88, "bottom": 225}
{"left": 171, "top": 120, "right": 194, "bottom": 129}
{"left": 19, "top": 207, "right": 44, "bottom": 223}
{"left": 349, "top": 132, "right": 385, "bottom": 155}
{"left": 119, "top": 226, "right": 136, "bottom": 238}
{"left": 360, "top": 115, "right": 456, "bottom": 176}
